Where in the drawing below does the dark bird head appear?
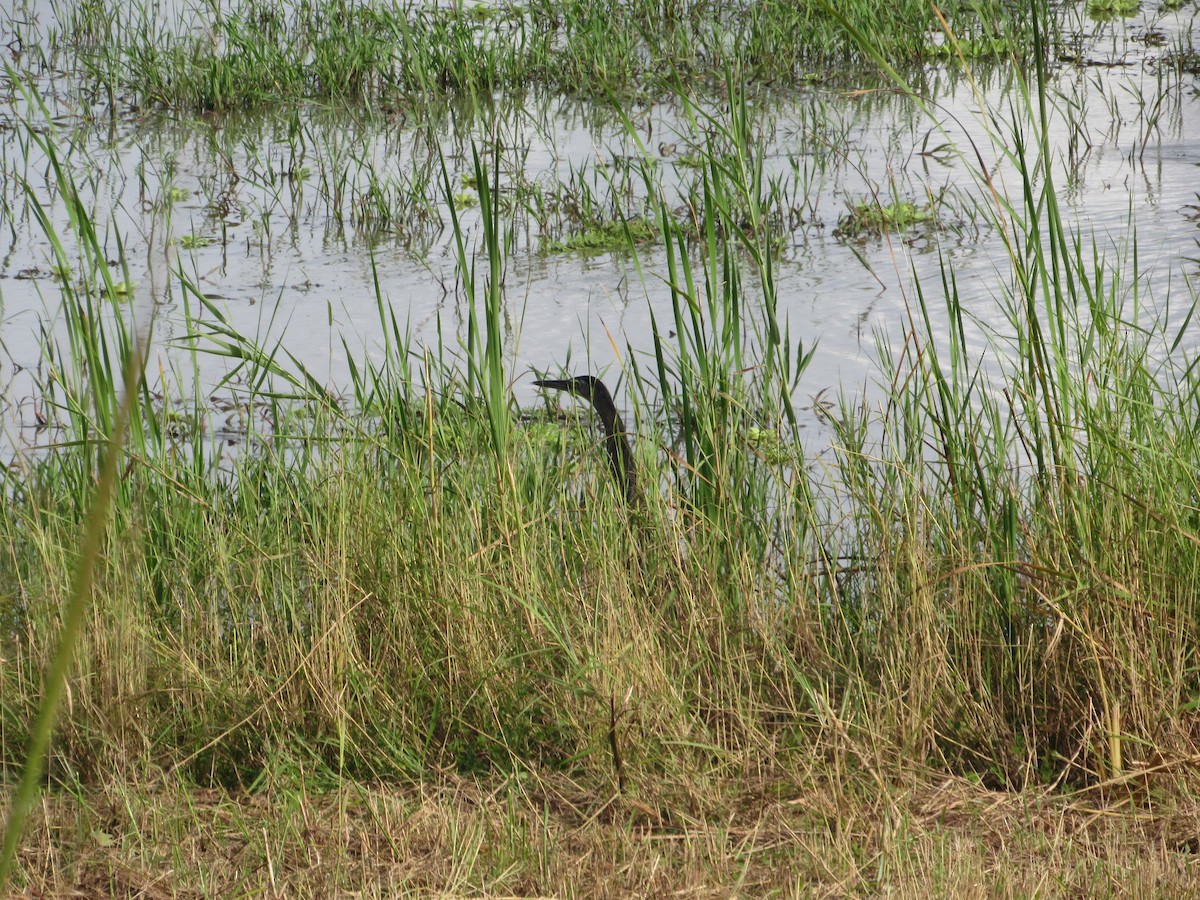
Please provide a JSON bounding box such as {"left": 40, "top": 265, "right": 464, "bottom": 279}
{"left": 533, "top": 375, "right": 613, "bottom": 407}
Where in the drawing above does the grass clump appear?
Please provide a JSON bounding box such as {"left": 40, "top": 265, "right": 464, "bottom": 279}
{"left": 834, "top": 196, "right": 937, "bottom": 238}
{"left": 542, "top": 215, "right": 659, "bottom": 253}
{"left": 1087, "top": 0, "right": 1142, "bottom": 18}
{"left": 33, "top": 0, "right": 1058, "bottom": 111}
{"left": 925, "top": 35, "right": 1015, "bottom": 61}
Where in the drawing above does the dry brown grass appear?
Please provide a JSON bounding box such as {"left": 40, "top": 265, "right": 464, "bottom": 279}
{"left": 9, "top": 767, "right": 1200, "bottom": 898}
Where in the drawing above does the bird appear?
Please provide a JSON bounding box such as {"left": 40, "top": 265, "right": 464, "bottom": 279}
{"left": 534, "top": 375, "right": 642, "bottom": 508}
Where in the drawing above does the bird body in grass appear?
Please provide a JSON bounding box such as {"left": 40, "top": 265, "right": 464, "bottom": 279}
{"left": 534, "top": 374, "right": 662, "bottom": 794}
{"left": 534, "top": 375, "right": 643, "bottom": 508}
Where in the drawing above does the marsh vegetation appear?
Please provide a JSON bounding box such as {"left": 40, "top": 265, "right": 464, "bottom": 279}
{"left": 4, "top": 0, "right": 1200, "bottom": 894}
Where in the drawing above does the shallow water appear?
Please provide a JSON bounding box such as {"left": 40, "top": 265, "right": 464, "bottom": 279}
{"left": 1, "top": 1, "right": 1199, "bottom": 456}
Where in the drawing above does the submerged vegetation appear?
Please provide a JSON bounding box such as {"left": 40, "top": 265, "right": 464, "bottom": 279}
{"left": 834, "top": 196, "right": 937, "bottom": 237}
{"left": 4, "top": 0, "right": 1200, "bottom": 894}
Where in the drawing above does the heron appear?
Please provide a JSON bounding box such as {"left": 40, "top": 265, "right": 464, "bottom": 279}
{"left": 534, "top": 375, "right": 642, "bottom": 508}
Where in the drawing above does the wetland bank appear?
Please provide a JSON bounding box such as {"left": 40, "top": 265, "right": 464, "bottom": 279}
{"left": 4, "top": 0, "right": 1200, "bottom": 894}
